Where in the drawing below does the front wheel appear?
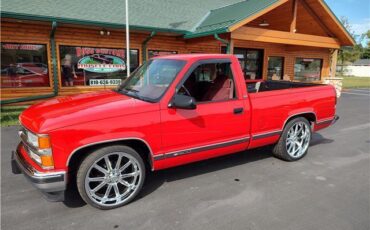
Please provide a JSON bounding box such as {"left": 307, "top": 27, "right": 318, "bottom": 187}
{"left": 273, "top": 117, "right": 312, "bottom": 161}
{"left": 76, "top": 145, "right": 145, "bottom": 209}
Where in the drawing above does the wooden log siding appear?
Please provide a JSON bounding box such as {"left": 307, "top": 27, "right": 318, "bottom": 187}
{"left": 232, "top": 27, "right": 340, "bottom": 49}
{"left": 1, "top": 19, "right": 331, "bottom": 103}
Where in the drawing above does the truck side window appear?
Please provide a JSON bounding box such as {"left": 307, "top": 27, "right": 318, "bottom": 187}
{"left": 179, "top": 63, "right": 236, "bottom": 102}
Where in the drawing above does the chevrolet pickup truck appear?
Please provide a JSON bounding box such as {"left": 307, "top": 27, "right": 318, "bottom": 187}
{"left": 12, "top": 54, "right": 338, "bottom": 209}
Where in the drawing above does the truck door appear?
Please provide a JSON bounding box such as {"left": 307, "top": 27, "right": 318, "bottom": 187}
{"left": 159, "top": 59, "right": 251, "bottom": 161}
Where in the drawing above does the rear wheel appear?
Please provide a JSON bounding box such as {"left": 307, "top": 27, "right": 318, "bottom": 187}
{"left": 77, "top": 145, "right": 145, "bottom": 209}
{"left": 273, "top": 117, "right": 312, "bottom": 161}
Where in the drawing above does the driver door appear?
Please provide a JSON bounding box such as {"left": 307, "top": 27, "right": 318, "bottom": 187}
{"left": 159, "top": 60, "right": 250, "bottom": 162}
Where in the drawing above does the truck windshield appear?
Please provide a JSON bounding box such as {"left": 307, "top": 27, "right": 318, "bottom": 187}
{"left": 117, "top": 59, "right": 186, "bottom": 102}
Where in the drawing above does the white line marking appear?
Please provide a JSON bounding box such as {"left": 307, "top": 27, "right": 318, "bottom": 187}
{"left": 342, "top": 92, "right": 370, "bottom": 96}
{"left": 346, "top": 87, "right": 370, "bottom": 92}
{"left": 341, "top": 123, "right": 370, "bottom": 132}
{"left": 348, "top": 89, "right": 370, "bottom": 93}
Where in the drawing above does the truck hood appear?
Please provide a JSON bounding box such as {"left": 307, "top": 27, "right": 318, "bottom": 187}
{"left": 20, "top": 90, "right": 158, "bottom": 133}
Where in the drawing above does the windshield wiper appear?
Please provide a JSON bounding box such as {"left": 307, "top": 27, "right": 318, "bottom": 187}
{"left": 118, "top": 88, "right": 152, "bottom": 103}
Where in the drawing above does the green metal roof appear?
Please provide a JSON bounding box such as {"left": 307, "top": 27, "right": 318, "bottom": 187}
{"left": 186, "top": 0, "right": 279, "bottom": 38}
{"left": 1, "top": 0, "right": 241, "bottom": 33}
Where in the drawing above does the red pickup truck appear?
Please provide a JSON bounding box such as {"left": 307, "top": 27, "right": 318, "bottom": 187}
{"left": 12, "top": 54, "right": 338, "bottom": 209}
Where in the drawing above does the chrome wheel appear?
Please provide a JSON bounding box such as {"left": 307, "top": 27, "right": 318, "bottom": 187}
{"left": 286, "top": 121, "right": 311, "bottom": 158}
{"left": 84, "top": 152, "right": 142, "bottom": 207}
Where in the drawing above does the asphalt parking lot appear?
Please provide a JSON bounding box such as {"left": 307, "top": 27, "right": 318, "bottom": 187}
{"left": 1, "top": 89, "right": 369, "bottom": 230}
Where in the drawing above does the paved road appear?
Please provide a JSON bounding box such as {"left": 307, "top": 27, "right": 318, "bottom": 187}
{"left": 1, "top": 90, "right": 369, "bottom": 230}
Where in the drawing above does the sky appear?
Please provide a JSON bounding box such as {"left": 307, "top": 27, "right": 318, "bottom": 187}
{"left": 325, "top": 0, "right": 370, "bottom": 42}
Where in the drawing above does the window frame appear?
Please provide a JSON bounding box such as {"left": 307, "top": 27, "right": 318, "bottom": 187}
{"left": 174, "top": 59, "right": 239, "bottom": 105}
{"left": 294, "top": 57, "right": 323, "bottom": 82}
{"left": 267, "top": 56, "right": 285, "bottom": 80}
{"left": 1, "top": 41, "right": 52, "bottom": 90}
{"left": 57, "top": 43, "right": 140, "bottom": 89}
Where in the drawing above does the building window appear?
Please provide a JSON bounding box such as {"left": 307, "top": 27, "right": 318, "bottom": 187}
{"left": 294, "top": 58, "right": 323, "bottom": 82}
{"left": 1, "top": 43, "right": 49, "bottom": 88}
{"left": 59, "top": 46, "right": 139, "bottom": 87}
{"left": 148, "top": 50, "right": 177, "bottom": 59}
{"left": 267, "top": 56, "right": 284, "bottom": 80}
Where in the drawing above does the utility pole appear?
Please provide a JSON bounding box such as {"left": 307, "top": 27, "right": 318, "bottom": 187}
{"left": 125, "top": 0, "right": 130, "bottom": 76}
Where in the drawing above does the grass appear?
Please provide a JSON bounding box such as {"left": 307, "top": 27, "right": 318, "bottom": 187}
{"left": 1, "top": 106, "right": 28, "bottom": 127}
{"left": 341, "top": 76, "right": 370, "bottom": 89}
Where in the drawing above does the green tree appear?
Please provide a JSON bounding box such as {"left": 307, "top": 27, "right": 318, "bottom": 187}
{"left": 361, "top": 30, "right": 370, "bottom": 59}
{"left": 338, "top": 17, "right": 364, "bottom": 74}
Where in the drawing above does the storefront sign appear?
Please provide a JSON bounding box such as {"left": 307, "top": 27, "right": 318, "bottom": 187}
{"left": 76, "top": 47, "right": 125, "bottom": 59}
{"left": 77, "top": 54, "right": 126, "bottom": 73}
{"left": 2, "top": 44, "right": 44, "bottom": 51}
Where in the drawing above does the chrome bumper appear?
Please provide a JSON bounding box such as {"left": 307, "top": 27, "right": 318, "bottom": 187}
{"left": 11, "top": 145, "right": 67, "bottom": 194}
{"left": 316, "top": 115, "right": 340, "bottom": 126}
{"left": 332, "top": 115, "right": 339, "bottom": 125}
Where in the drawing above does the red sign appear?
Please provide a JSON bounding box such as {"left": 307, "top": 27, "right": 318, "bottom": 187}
{"left": 75, "top": 47, "right": 125, "bottom": 59}
{"left": 2, "top": 44, "right": 43, "bottom": 51}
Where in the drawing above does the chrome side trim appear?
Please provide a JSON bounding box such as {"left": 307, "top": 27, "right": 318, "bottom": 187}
{"left": 66, "top": 137, "right": 154, "bottom": 169}
{"left": 252, "top": 130, "right": 282, "bottom": 140}
{"left": 316, "top": 116, "right": 335, "bottom": 125}
{"left": 282, "top": 112, "right": 317, "bottom": 130}
{"left": 153, "top": 137, "right": 250, "bottom": 161}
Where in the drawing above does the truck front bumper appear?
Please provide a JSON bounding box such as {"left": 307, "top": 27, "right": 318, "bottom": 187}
{"left": 11, "top": 146, "right": 67, "bottom": 201}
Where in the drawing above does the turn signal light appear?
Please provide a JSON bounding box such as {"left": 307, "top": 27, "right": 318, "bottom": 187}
{"left": 40, "top": 155, "right": 54, "bottom": 168}
{"left": 38, "top": 136, "right": 51, "bottom": 149}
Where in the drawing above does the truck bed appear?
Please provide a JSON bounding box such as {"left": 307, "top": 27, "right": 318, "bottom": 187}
{"left": 247, "top": 80, "right": 322, "bottom": 93}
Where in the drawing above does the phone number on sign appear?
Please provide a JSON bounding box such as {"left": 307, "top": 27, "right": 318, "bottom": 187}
{"left": 89, "top": 79, "right": 122, "bottom": 86}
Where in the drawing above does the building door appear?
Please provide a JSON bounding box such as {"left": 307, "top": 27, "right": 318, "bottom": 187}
{"left": 235, "top": 48, "right": 264, "bottom": 80}
{"left": 222, "top": 47, "right": 264, "bottom": 80}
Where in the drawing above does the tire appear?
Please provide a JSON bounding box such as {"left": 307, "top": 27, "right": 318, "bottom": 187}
{"left": 273, "top": 117, "right": 312, "bottom": 161}
{"left": 77, "top": 145, "right": 146, "bottom": 210}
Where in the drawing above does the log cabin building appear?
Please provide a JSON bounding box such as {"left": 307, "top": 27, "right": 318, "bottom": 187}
{"left": 1, "top": 0, "right": 354, "bottom": 104}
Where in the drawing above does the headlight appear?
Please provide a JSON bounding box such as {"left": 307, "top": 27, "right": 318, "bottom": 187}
{"left": 20, "top": 127, "right": 54, "bottom": 170}
{"left": 26, "top": 131, "right": 51, "bottom": 149}
{"left": 27, "top": 131, "right": 39, "bottom": 148}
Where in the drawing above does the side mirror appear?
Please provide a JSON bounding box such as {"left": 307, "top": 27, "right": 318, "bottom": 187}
{"left": 168, "top": 94, "right": 197, "bottom": 110}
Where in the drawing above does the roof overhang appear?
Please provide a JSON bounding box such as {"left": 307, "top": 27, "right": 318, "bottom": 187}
{"left": 232, "top": 26, "right": 341, "bottom": 49}
{"left": 316, "top": 0, "right": 356, "bottom": 46}
{"left": 185, "top": 0, "right": 355, "bottom": 47}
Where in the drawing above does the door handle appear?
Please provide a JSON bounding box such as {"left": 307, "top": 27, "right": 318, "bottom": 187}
{"left": 233, "top": 107, "right": 244, "bottom": 114}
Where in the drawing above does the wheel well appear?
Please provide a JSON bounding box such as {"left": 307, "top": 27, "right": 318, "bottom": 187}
{"left": 284, "top": 113, "right": 316, "bottom": 128}
{"left": 68, "top": 140, "right": 153, "bottom": 175}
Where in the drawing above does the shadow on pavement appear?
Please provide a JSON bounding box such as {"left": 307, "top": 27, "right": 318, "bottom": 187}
{"left": 310, "top": 133, "right": 334, "bottom": 147}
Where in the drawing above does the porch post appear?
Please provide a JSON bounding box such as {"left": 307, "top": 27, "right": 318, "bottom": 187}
{"left": 229, "top": 39, "right": 234, "bottom": 54}
{"left": 330, "top": 49, "right": 338, "bottom": 78}
{"left": 290, "top": 0, "right": 298, "bottom": 33}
